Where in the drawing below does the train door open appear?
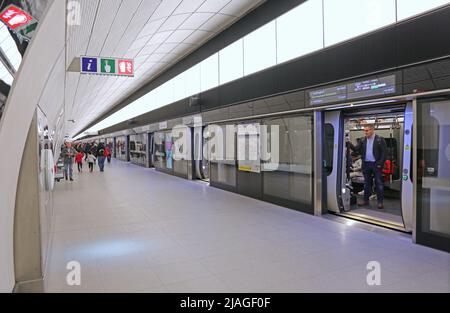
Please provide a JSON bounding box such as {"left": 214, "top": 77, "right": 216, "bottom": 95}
{"left": 126, "top": 135, "right": 131, "bottom": 162}
{"left": 148, "top": 133, "right": 155, "bottom": 168}
{"left": 194, "top": 126, "right": 209, "bottom": 181}
{"left": 324, "top": 103, "right": 414, "bottom": 232}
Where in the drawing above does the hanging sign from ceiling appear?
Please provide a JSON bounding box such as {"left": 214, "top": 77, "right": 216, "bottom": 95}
{"left": 80, "top": 56, "right": 134, "bottom": 77}
{"left": 0, "top": 5, "right": 34, "bottom": 30}
{"left": 18, "top": 21, "right": 38, "bottom": 39}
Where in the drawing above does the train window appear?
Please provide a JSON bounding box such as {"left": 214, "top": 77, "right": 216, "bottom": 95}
{"left": 262, "top": 115, "right": 314, "bottom": 207}
{"left": 410, "top": 124, "right": 414, "bottom": 183}
{"left": 209, "top": 124, "right": 237, "bottom": 188}
{"left": 324, "top": 124, "right": 334, "bottom": 176}
{"left": 129, "top": 134, "right": 148, "bottom": 167}
{"left": 417, "top": 99, "right": 450, "bottom": 249}
{"left": 115, "top": 136, "right": 127, "bottom": 161}
{"left": 154, "top": 132, "right": 170, "bottom": 170}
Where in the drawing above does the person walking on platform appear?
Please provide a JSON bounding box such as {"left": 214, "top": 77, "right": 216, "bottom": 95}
{"left": 97, "top": 143, "right": 106, "bottom": 172}
{"left": 91, "top": 144, "right": 99, "bottom": 163}
{"left": 347, "top": 124, "right": 387, "bottom": 209}
{"left": 87, "top": 152, "right": 96, "bottom": 173}
{"left": 84, "top": 142, "right": 91, "bottom": 161}
{"left": 105, "top": 146, "right": 112, "bottom": 164}
{"left": 61, "top": 142, "right": 77, "bottom": 182}
{"left": 75, "top": 150, "right": 84, "bottom": 173}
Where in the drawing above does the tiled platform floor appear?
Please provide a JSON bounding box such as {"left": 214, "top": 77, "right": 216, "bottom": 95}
{"left": 45, "top": 160, "right": 450, "bottom": 293}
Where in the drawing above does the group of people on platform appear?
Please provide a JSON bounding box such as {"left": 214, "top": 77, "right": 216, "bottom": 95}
{"left": 60, "top": 141, "right": 112, "bottom": 181}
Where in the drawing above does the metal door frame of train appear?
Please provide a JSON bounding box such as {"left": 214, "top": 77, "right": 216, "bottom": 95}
{"left": 320, "top": 101, "right": 414, "bottom": 232}
{"left": 194, "top": 126, "right": 210, "bottom": 181}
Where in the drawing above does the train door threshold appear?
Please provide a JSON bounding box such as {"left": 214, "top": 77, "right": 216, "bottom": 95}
{"left": 329, "top": 211, "right": 411, "bottom": 233}
{"left": 322, "top": 213, "right": 413, "bottom": 240}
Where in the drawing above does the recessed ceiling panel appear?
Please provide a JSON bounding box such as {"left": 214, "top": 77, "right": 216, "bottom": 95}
{"left": 180, "top": 12, "right": 215, "bottom": 30}
{"left": 198, "top": 0, "right": 232, "bottom": 13}
{"left": 174, "top": 0, "right": 206, "bottom": 14}
{"left": 158, "top": 13, "right": 191, "bottom": 32}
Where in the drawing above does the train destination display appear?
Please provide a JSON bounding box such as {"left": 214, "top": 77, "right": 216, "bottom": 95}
{"left": 347, "top": 75, "right": 396, "bottom": 99}
{"left": 309, "top": 75, "right": 397, "bottom": 106}
{"left": 309, "top": 85, "right": 347, "bottom": 105}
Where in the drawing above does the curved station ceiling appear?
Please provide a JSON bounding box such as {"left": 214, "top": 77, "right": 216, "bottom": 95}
{"left": 63, "top": 0, "right": 265, "bottom": 137}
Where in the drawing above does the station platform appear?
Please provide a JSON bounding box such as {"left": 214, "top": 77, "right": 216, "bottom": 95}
{"left": 45, "top": 160, "right": 450, "bottom": 293}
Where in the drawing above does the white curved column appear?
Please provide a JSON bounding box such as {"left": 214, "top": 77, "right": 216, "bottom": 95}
{"left": 0, "top": 0, "right": 65, "bottom": 292}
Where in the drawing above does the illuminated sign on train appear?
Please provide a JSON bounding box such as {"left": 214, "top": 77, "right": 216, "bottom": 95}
{"left": 309, "top": 85, "right": 347, "bottom": 105}
{"left": 309, "top": 75, "right": 397, "bottom": 106}
{"left": 347, "top": 75, "right": 396, "bottom": 99}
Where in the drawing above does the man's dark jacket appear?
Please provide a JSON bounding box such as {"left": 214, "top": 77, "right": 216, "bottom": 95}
{"left": 349, "top": 135, "right": 388, "bottom": 168}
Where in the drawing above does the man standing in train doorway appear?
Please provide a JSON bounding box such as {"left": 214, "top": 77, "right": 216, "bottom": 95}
{"left": 347, "top": 124, "right": 387, "bottom": 209}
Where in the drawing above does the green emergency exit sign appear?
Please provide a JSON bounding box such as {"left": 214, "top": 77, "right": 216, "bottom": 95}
{"left": 101, "top": 59, "right": 116, "bottom": 74}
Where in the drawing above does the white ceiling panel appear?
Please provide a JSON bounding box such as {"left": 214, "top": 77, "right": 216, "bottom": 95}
{"left": 138, "top": 18, "right": 166, "bottom": 39}
{"left": 221, "top": 0, "right": 264, "bottom": 16}
{"left": 158, "top": 13, "right": 191, "bottom": 32}
{"left": 85, "top": 0, "right": 122, "bottom": 56}
{"left": 166, "top": 29, "right": 195, "bottom": 42}
{"left": 112, "top": 8, "right": 160, "bottom": 57}
{"left": 124, "top": 49, "right": 141, "bottom": 58}
{"left": 183, "top": 30, "right": 214, "bottom": 45}
{"left": 128, "top": 36, "right": 151, "bottom": 52}
{"left": 39, "top": 51, "right": 66, "bottom": 126}
{"left": 73, "top": 75, "right": 93, "bottom": 104}
{"left": 147, "top": 31, "right": 174, "bottom": 45}
{"left": 199, "top": 13, "right": 236, "bottom": 32}
{"left": 174, "top": 0, "right": 206, "bottom": 14}
{"left": 135, "top": 55, "right": 150, "bottom": 66}
{"left": 66, "top": 0, "right": 99, "bottom": 65}
{"left": 170, "top": 43, "right": 195, "bottom": 56}
{"left": 136, "top": 62, "right": 158, "bottom": 71}
{"left": 150, "top": 0, "right": 183, "bottom": 21}
{"left": 65, "top": 73, "right": 80, "bottom": 110}
{"left": 101, "top": 0, "right": 143, "bottom": 56}
{"left": 154, "top": 42, "right": 179, "bottom": 54}
{"left": 132, "top": 0, "right": 161, "bottom": 21}
{"left": 198, "top": 0, "right": 232, "bottom": 13}
{"left": 138, "top": 43, "right": 160, "bottom": 56}
{"left": 180, "top": 12, "right": 215, "bottom": 30}
{"left": 146, "top": 53, "right": 167, "bottom": 63}
{"left": 160, "top": 52, "right": 183, "bottom": 64}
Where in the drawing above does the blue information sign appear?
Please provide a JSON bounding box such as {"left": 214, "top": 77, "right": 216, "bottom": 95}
{"left": 81, "top": 57, "right": 98, "bottom": 73}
